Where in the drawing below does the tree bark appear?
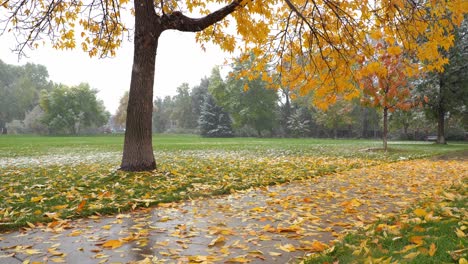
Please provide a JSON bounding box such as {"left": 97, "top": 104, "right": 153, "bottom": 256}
{"left": 120, "top": 0, "right": 159, "bottom": 171}
{"left": 383, "top": 107, "right": 388, "bottom": 151}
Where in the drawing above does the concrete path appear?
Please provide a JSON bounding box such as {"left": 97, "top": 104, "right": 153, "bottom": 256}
{"left": 0, "top": 158, "right": 466, "bottom": 264}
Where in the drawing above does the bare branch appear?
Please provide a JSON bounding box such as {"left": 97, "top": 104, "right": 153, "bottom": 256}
{"left": 160, "top": 0, "right": 243, "bottom": 32}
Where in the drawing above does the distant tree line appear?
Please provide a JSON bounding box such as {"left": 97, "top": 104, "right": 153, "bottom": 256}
{"left": 111, "top": 52, "right": 466, "bottom": 140}
{"left": 0, "top": 60, "right": 109, "bottom": 135}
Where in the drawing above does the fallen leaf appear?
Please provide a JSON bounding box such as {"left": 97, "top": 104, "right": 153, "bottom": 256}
{"left": 50, "top": 257, "right": 66, "bottom": 263}
{"left": 68, "top": 230, "right": 82, "bottom": 237}
{"left": 278, "top": 243, "right": 296, "bottom": 252}
{"left": 413, "top": 208, "right": 427, "bottom": 217}
{"left": 225, "top": 256, "right": 250, "bottom": 263}
{"left": 409, "top": 236, "right": 424, "bottom": 245}
{"left": 310, "top": 241, "right": 328, "bottom": 252}
{"left": 102, "top": 239, "right": 123, "bottom": 249}
{"left": 403, "top": 251, "right": 420, "bottom": 259}
{"left": 455, "top": 228, "right": 465, "bottom": 238}
{"left": 76, "top": 200, "right": 87, "bottom": 213}
{"left": 208, "top": 235, "right": 225, "bottom": 247}
{"left": 269, "top": 252, "right": 282, "bottom": 256}
{"left": 429, "top": 243, "right": 436, "bottom": 257}
{"left": 30, "top": 196, "right": 43, "bottom": 203}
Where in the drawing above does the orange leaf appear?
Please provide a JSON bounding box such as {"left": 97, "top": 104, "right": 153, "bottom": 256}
{"left": 102, "top": 239, "right": 123, "bottom": 249}
{"left": 409, "top": 236, "right": 424, "bottom": 245}
{"left": 76, "top": 200, "right": 87, "bottom": 213}
{"left": 310, "top": 241, "right": 328, "bottom": 252}
{"left": 429, "top": 243, "right": 436, "bottom": 256}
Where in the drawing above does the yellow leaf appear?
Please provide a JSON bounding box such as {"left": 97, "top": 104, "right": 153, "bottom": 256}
{"left": 395, "top": 244, "right": 419, "bottom": 253}
{"left": 429, "top": 243, "right": 436, "bottom": 257}
{"left": 24, "top": 249, "right": 41, "bottom": 255}
{"left": 225, "top": 256, "right": 250, "bottom": 263}
{"left": 459, "top": 258, "right": 467, "bottom": 264}
{"left": 269, "top": 252, "right": 282, "bottom": 256}
{"left": 102, "top": 239, "right": 123, "bottom": 249}
{"left": 413, "top": 208, "right": 427, "bottom": 217}
{"left": 50, "top": 257, "right": 66, "bottom": 263}
{"left": 409, "top": 236, "right": 424, "bottom": 245}
{"left": 455, "top": 228, "right": 465, "bottom": 238}
{"left": 403, "top": 251, "right": 420, "bottom": 259}
{"left": 278, "top": 243, "right": 296, "bottom": 252}
{"left": 102, "top": 225, "right": 111, "bottom": 230}
{"left": 68, "top": 230, "right": 82, "bottom": 237}
{"left": 52, "top": 204, "right": 68, "bottom": 210}
{"left": 208, "top": 235, "right": 226, "bottom": 247}
{"left": 26, "top": 222, "right": 35, "bottom": 228}
{"left": 30, "top": 196, "right": 43, "bottom": 203}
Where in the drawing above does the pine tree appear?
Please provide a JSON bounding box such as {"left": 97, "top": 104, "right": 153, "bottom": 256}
{"left": 199, "top": 95, "right": 233, "bottom": 137}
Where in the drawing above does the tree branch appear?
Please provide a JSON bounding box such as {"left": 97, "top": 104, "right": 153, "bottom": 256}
{"left": 160, "top": 0, "right": 243, "bottom": 32}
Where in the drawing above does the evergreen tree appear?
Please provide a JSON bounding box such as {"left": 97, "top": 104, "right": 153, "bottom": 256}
{"left": 198, "top": 95, "right": 233, "bottom": 137}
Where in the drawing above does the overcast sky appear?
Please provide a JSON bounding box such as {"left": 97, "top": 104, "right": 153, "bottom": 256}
{"left": 0, "top": 30, "right": 229, "bottom": 113}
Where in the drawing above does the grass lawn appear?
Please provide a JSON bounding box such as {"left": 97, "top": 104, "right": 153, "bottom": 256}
{"left": 0, "top": 134, "right": 466, "bottom": 231}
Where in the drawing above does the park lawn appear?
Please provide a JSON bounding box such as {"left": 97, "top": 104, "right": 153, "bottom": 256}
{"left": 0, "top": 135, "right": 467, "bottom": 231}
{"left": 304, "top": 182, "right": 467, "bottom": 264}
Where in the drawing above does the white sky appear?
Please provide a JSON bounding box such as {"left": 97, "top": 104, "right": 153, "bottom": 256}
{"left": 0, "top": 30, "right": 229, "bottom": 114}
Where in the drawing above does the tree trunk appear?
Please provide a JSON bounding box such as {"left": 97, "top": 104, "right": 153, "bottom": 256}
{"left": 120, "top": 0, "right": 159, "bottom": 171}
{"left": 436, "top": 76, "right": 447, "bottom": 145}
{"left": 383, "top": 107, "right": 388, "bottom": 151}
{"left": 403, "top": 123, "right": 409, "bottom": 139}
{"left": 437, "top": 107, "right": 446, "bottom": 144}
{"left": 333, "top": 119, "right": 338, "bottom": 139}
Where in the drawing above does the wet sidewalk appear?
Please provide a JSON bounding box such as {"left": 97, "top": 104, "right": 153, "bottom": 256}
{"left": 1, "top": 159, "right": 466, "bottom": 263}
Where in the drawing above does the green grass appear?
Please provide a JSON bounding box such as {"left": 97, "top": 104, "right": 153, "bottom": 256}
{"left": 0, "top": 134, "right": 466, "bottom": 159}
{"left": 305, "top": 183, "right": 467, "bottom": 264}
{"left": 0, "top": 134, "right": 466, "bottom": 231}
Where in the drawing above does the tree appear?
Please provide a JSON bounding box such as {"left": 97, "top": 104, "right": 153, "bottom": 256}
{"left": 315, "top": 99, "right": 355, "bottom": 139}
{"left": 40, "top": 83, "right": 109, "bottom": 134}
{"left": 287, "top": 107, "right": 312, "bottom": 138}
{"left": 173, "top": 83, "right": 196, "bottom": 130}
{"left": 153, "top": 96, "right": 175, "bottom": 133}
{"left": 0, "top": 60, "right": 51, "bottom": 134}
{"left": 417, "top": 18, "right": 468, "bottom": 144}
{"left": 358, "top": 42, "right": 416, "bottom": 151}
{"left": 191, "top": 77, "right": 210, "bottom": 125}
{"left": 210, "top": 58, "right": 278, "bottom": 136}
{"left": 199, "top": 95, "right": 233, "bottom": 137}
{"left": 114, "top": 91, "right": 129, "bottom": 129}
{"left": 2, "top": 0, "right": 464, "bottom": 170}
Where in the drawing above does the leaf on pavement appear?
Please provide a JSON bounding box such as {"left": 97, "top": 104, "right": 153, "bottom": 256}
{"left": 101, "top": 239, "right": 123, "bottom": 249}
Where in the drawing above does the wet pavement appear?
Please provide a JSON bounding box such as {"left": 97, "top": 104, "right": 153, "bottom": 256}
{"left": 0, "top": 159, "right": 466, "bottom": 263}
